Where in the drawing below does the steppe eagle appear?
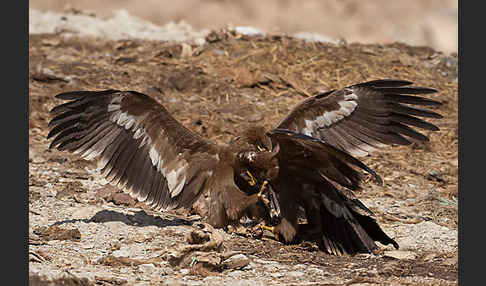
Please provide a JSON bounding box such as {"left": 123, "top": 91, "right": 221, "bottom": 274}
{"left": 47, "top": 79, "right": 442, "bottom": 255}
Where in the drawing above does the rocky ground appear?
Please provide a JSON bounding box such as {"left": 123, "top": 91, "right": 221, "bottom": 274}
{"left": 29, "top": 10, "right": 458, "bottom": 286}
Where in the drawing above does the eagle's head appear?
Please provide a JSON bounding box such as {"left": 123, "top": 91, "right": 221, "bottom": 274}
{"left": 236, "top": 148, "right": 280, "bottom": 182}
{"left": 234, "top": 139, "right": 282, "bottom": 225}
{"left": 232, "top": 125, "right": 280, "bottom": 181}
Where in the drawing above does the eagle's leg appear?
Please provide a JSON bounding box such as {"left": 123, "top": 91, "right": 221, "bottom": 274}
{"left": 237, "top": 180, "right": 271, "bottom": 214}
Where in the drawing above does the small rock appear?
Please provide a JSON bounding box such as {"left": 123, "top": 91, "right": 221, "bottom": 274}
{"left": 31, "top": 65, "right": 69, "bottom": 83}
{"left": 161, "top": 267, "right": 174, "bottom": 276}
{"left": 33, "top": 225, "right": 81, "bottom": 242}
{"left": 307, "top": 267, "right": 325, "bottom": 276}
{"left": 180, "top": 268, "right": 190, "bottom": 275}
{"left": 253, "top": 258, "right": 277, "bottom": 265}
{"left": 184, "top": 281, "right": 203, "bottom": 286}
{"left": 261, "top": 264, "right": 278, "bottom": 272}
{"left": 168, "top": 222, "right": 225, "bottom": 268}
{"left": 270, "top": 272, "right": 284, "bottom": 278}
{"left": 161, "top": 278, "right": 183, "bottom": 286}
{"left": 287, "top": 271, "right": 305, "bottom": 279}
{"left": 384, "top": 250, "right": 417, "bottom": 260}
{"left": 81, "top": 243, "right": 95, "bottom": 249}
{"left": 367, "top": 268, "right": 378, "bottom": 276}
{"left": 31, "top": 156, "right": 45, "bottom": 164}
{"left": 423, "top": 253, "right": 437, "bottom": 261}
{"left": 139, "top": 263, "right": 156, "bottom": 274}
{"left": 95, "top": 187, "right": 116, "bottom": 200}
{"left": 242, "top": 262, "right": 255, "bottom": 271}
{"left": 221, "top": 251, "right": 241, "bottom": 260}
{"left": 180, "top": 43, "right": 193, "bottom": 58}
{"left": 226, "top": 280, "right": 265, "bottom": 286}
{"left": 203, "top": 276, "right": 221, "bottom": 283}
{"left": 228, "top": 270, "right": 245, "bottom": 278}
{"left": 293, "top": 264, "right": 307, "bottom": 270}
{"left": 221, "top": 254, "right": 250, "bottom": 270}
{"left": 186, "top": 224, "right": 212, "bottom": 244}
{"left": 112, "top": 249, "right": 130, "bottom": 258}
{"left": 443, "top": 254, "right": 458, "bottom": 266}
{"left": 111, "top": 193, "right": 137, "bottom": 206}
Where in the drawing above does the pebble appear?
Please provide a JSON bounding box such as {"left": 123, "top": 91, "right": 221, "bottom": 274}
{"left": 253, "top": 258, "right": 277, "bottom": 265}
{"left": 222, "top": 254, "right": 251, "bottom": 270}
{"left": 179, "top": 268, "right": 190, "bottom": 275}
{"left": 384, "top": 250, "right": 417, "bottom": 260}
{"left": 203, "top": 276, "right": 221, "bottom": 283}
{"left": 81, "top": 243, "right": 94, "bottom": 249}
{"left": 225, "top": 279, "right": 265, "bottom": 286}
{"left": 307, "top": 267, "right": 325, "bottom": 276}
{"left": 112, "top": 249, "right": 130, "bottom": 258}
{"left": 139, "top": 263, "right": 156, "bottom": 274}
{"left": 228, "top": 270, "right": 245, "bottom": 278}
{"left": 270, "top": 272, "right": 284, "bottom": 278}
{"left": 287, "top": 271, "right": 305, "bottom": 279}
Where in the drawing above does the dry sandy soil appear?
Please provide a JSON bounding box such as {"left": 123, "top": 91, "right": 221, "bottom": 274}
{"left": 29, "top": 0, "right": 458, "bottom": 54}
{"left": 29, "top": 12, "right": 458, "bottom": 286}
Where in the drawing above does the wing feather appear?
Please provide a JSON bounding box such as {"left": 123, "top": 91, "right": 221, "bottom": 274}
{"left": 48, "top": 90, "right": 220, "bottom": 211}
{"left": 268, "top": 129, "right": 382, "bottom": 189}
{"left": 277, "top": 79, "right": 442, "bottom": 157}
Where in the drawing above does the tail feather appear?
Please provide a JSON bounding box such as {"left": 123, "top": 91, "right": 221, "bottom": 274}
{"left": 316, "top": 183, "right": 398, "bottom": 255}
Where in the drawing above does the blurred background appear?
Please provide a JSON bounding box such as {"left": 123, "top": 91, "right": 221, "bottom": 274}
{"left": 29, "top": 0, "right": 457, "bottom": 54}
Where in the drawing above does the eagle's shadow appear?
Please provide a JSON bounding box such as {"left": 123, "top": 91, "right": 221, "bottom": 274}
{"left": 52, "top": 209, "right": 199, "bottom": 228}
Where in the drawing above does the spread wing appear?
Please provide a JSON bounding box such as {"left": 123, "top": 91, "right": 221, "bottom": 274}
{"left": 276, "top": 79, "right": 442, "bottom": 157}
{"left": 47, "top": 90, "right": 220, "bottom": 211}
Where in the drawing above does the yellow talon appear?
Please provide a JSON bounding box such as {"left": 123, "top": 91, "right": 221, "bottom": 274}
{"left": 246, "top": 170, "right": 257, "bottom": 186}
{"left": 257, "top": 180, "right": 270, "bottom": 206}
{"left": 260, "top": 224, "right": 274, "bottom": 232}
{"left": 261, "top": 224, "right": 280, "bottom": 240}
{"left": 257, "top": 145, "right": 266, "bottom": 152}
{"left": 258, "top": 180, "right": 268, "bottom": 194}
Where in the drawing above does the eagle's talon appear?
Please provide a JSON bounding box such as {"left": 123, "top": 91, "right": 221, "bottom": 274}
{"left": 257, "top": 180, "right": 270, "bottom": 206}
{"left": 260, "top": 224, "right": 280, "bottom": 241}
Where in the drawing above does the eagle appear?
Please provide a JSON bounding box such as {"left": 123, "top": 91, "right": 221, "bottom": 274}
{"left": 47, "top": 79, "right": 442, "bottom": 255}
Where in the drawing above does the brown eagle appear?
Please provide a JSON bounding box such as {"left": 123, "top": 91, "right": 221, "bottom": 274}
{"left": 47, "top": 79, "right": 442, "bottom": 255}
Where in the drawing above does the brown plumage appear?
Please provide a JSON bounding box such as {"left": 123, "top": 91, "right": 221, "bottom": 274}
{"left": 47, "top": 79, "right": 442, "bottom": 255}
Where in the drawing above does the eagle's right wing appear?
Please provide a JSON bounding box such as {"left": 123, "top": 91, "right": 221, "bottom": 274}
{"left": 48, "top": 90, "right": 220, "bottom": 211}
{"left": 276, "top": 79, "right": 442, "bottom": 157}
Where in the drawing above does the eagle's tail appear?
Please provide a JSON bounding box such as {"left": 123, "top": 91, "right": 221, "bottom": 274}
{"left": 292, "top": 177, "right": 398, "bottom": 255}
{"left": 316, "top": 189, "right": 399, "bottom": 255}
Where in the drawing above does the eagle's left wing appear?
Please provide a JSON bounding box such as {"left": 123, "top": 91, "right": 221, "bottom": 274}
{"left": 47, "top": 90, "right": 221, "bottom": 211}
{"left": 276, "top": 79, "right": 442, "bottom": 157}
